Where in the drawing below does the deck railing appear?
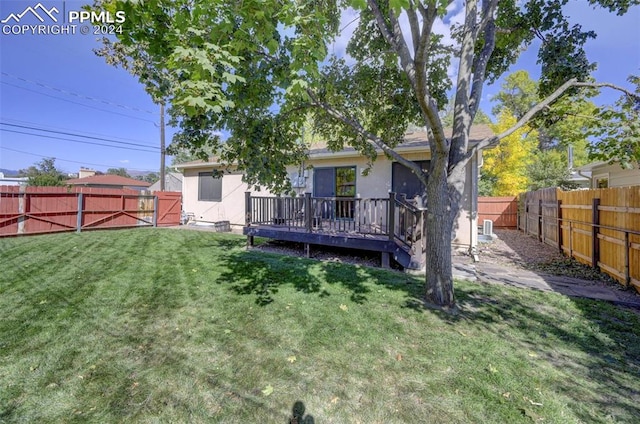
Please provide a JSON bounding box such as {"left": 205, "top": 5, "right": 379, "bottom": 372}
{"left": 245, "top": 192, "right": 424, "bottom": 249}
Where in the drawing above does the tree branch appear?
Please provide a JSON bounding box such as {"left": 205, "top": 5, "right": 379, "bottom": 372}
{"left": 450, "top": 78, "right": 640, "bottom": 178}
{"left": 307, "top": 89, "right": 425, "bottom": 184}
{"left": 406, "top": 1, "right": 421, "bottom": 55}
{"left": 469, "top": 0, "right": 499, "bottom": 117}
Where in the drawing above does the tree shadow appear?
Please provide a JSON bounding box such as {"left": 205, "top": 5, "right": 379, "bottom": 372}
{"left": 218, "top": 249, "right": 378, "bottom": 305}
{"left": 450, "top": 282, "right": 640, "bottom": 421}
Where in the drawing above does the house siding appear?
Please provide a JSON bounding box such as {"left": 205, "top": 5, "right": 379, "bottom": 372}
{"left": 287, "top": 151, "right": 475, "bottom": 249}
{"left": 591, "top": 163, "right": 640, "bottom": 188}
{"left": 181, "top": 169, "right": 268, "bottom": 225}
{"left": 179, "top": 150, "right": 477, "bottom": 250}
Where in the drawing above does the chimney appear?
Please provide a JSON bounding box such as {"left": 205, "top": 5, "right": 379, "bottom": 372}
{"left": 567, "top": 145, "right": 574, "bottom": 170}
{"left": 79, "top": 167, "right": 96, "bottom": 178}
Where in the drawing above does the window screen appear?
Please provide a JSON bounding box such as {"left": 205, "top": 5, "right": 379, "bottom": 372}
{"left": 198, "top": 172, "right": 222, "bottom": 201}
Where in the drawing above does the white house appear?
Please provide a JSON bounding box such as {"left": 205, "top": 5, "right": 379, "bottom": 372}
{"left": 175, "top": 125, "right": 494, "bottom": 255}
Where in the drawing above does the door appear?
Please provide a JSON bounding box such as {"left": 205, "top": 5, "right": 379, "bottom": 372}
{"left": 313, "top": 168, "right": 335, "bottom": 218}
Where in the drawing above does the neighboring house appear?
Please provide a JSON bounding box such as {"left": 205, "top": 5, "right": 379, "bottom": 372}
{"left": 0, "top": 172, "right": 28, "bottom": 186}
{"left": 574, "top": 161, "right": 640, "bottom": 188}
{"left": 66, "top": 174, "right": 151, "bottom": 190}
{"left": 176, "top": 125, "right": 494, "bottom": 254}
{"left": 148, "top": 172, "right": 183, "bottom": 192}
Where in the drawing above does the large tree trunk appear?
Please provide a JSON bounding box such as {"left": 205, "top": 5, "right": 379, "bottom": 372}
{"left": 423, "top": 165, "right": 459, "bottom": 308}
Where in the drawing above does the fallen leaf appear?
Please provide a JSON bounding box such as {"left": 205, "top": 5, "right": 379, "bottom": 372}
{"left": 192, "top": 269, "right": 198, "bottom": 272}
{"left": 457, "top": 330, "right": 467, "bottom": 337}
{"left": 487, "top": 364, "right": 498, "bottom": 374}
{"left": 287, "top": 355, "right": 297, "bottom": 363}
{"left": 528, "top": 352, "right": 539, "bottom": 358}
{"left": 224, "top": 329, "right": 231, "bottom": 334}
{"left": 261, "top": 384, "right": 274, "bottom": 396}
{"left": 396, "top": 354, "right": 402, "bottom": 361}
{"left": 39, "top": 300, "right": 47, "bottom": 305}
{"left": 339, "top": 304, "right": 348, "bottom": 311}
{"left": 502, "top": 392, "right": 511, "bottom": 399}
{"left": 331, "top": 397, "right": 339, "bottom": 404}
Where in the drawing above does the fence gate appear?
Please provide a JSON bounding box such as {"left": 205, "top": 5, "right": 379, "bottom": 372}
{"left": 156, "top": 191, "right": 182, "bottom": 227}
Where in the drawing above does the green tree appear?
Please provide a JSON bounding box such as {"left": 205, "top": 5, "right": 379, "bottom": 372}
{"left": 19, "top": 158, "right": 66, "bottom": 187}
{"left": 96, "top": 0, "right": 638, "bottom": 308}
{"left": 587, "top": 75, "right": 640, "bottom": 168}
{"left": 527, "top": 150, "right": 578, "bottom": 190}
{"left": 491, "top": 70, "right": 539, "bottom": 119}
{"left": 106, "top": 167, "right": 131, "bottom": 178}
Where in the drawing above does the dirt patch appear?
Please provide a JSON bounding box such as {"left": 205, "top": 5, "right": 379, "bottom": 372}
{"left": 252, "top": 240, "right": 383, "bottom": 269}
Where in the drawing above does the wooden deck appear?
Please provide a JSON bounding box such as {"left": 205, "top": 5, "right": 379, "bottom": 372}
{"left": 243, "top": 192, "right": 425, "bottom": 269}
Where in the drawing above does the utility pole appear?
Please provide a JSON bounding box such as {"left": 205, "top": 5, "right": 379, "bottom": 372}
{"left": 160, "top": 103, "right": 166, "bottom": 191}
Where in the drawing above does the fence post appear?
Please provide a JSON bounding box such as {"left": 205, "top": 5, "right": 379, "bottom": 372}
{"left": 624, "top": 231, "right": 630, "bottom": 287}
{"left": 304, "top": 192, "right": 312, "bottom": 233}
{"left": 76, "top": 193, "right": 84, "bottom": 233}
{"left": 538, "top": 198, "right": 543, "bottom": 242}
{"left": 591, "top": 198, "right": 600, "bottom": 269}
{"left": 557, "top": 199, "right": 563, "bottom": 253}
{"left": 388, "top": 192, "right": 396, "bottom": 241}
{"left": 152, "top": 195, "right": 158, "bottom": 227}
{"left": 17, "top": 185, "right": 27, "bottom": 235}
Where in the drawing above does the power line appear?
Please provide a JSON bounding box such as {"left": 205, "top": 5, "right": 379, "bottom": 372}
{"left": 0, "top": 146, "right": 159, "bottom": 172}
{"left": 1, "top": 81, "right": 158, "bottom": 124}
{"left": 1, "top": 128, "right": 159, "bottom": 153}
{"left": 2, "top": 117, "right": 156, "bottom": 146}
{"left": 1, "top": 122, "right": 160, "bottom": 150}
{"left": 1, "top": 72, "right": 156, "bottom": 115}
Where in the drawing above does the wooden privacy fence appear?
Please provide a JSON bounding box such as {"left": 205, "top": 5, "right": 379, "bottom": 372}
{"left": 0, "top": 186, "right": 182, "bottom": 237}
{"left": 478, "top": 196, "right": 518, "bottom": 228}
{"left": 519, "top": 186, "right": 640, "bottom": 291}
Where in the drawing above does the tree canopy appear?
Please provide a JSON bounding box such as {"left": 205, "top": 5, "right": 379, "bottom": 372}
{"left": 95, "top": 0, "right": 640, "bottom": 307}
{"left": 18, "top": 158, "right": 66, "bottom": 187}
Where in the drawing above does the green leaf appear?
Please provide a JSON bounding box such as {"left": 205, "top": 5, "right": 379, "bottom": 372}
{"left": 261, "top": 384, "right": 273, "bottom": 396}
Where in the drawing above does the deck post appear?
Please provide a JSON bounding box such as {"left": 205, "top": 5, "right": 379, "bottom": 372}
{"left": 388, "top": 192, "right": 396, "bottom": 241}
{"left": 304, "top": 192, "right": 312, "bottom": 233}
{"left": 245, "top": 191, "right": 254, "bottom": 246}
{"left": 381, "top": 252, "right": 390, "bottom": 268}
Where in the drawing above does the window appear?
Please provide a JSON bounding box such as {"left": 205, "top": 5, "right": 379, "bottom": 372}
{"left": 335, "top": 167, "right": 356, "bottom": 197}
{"left": 594, "top": 174, "right": 609, "bottom": 189}
{"left": 198, "top": 172, "right": 222, "bottom": 201}
{"left": 392, "top": 160, "right": 429, "bottom": 199}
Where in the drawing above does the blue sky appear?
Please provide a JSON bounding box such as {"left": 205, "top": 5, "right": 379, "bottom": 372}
{"left": 0, "top": 1, "right": 639, "bottom": 175}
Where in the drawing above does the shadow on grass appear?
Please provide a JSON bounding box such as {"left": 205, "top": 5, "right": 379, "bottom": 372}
{"left": 217, "top": 247, "right": 424, "bottom": 307}
{"left": 453, "top": 282, "right": 640, "bottom": 422}
{"left": 215, "top": 236, "right": 640, "bottom": 421}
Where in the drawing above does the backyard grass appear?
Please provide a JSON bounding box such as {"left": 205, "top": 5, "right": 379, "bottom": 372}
{"left": 1, "top": 228, "right": 639, "bottom": 423}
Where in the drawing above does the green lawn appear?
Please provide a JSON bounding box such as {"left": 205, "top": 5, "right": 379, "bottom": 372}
{"left": 1, "top": 228, "right": 639, "bottom": 423}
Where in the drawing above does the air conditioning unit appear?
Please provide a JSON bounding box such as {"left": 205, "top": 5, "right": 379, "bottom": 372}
{"left": 483, "top": 219, "right": 494, "bottom": 236}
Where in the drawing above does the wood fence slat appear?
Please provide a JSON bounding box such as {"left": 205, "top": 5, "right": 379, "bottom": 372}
{"left": 521, "top": 186, "right": 640, "bottom": 292}
{"left": 0, "top": 186, "right": 182, "bottom": 237}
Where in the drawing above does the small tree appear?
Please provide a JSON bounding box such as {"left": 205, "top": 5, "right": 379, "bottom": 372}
{"left": 19, "top": 158, "right": 66, "bottom": 187}
{"left": 106, "top": 167, "right": 131, "bottom": 178}
{"left": 483, "top": 110, "right": 537, "bottom": 196}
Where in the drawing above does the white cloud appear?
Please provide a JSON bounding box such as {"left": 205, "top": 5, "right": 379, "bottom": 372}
{"left": 119, "top": 159, "right": 130, "bottom": 164}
